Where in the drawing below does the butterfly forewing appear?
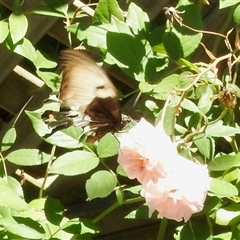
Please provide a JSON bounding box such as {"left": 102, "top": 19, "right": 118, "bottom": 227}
{"left": 59, "top": 50, "right": 117, "bottom": 113}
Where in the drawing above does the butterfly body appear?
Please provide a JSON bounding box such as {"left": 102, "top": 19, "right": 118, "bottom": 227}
{"left": 46, "top": 49, "right": 128, "bottom": 142}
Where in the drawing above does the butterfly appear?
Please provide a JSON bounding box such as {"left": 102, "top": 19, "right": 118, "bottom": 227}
{"left": 43, "top": 49, "right": 129, "bottom": 143}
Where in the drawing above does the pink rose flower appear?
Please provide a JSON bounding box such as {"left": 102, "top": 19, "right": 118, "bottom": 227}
{"left": 118, "top": 118, "right": 178, "bottom": 184}
{"left": 141, "top": 156, "right": 209, "bottom": 222}
{"left": 117, "top": 118, "right": 210, "bottom": 222}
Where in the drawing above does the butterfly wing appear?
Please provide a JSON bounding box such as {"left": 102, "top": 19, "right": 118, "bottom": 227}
{"left": 59, "top": 49, "right": 118, "bottom": 115}
{"left": 58, "top": 49, "right": 124, "bottom": 142}
{"left": 84, "top": 96, "right": 123, "bottom": 142}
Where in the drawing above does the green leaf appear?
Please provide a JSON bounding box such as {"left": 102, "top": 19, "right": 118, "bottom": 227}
{"left": 178, "top": 221, "right": 210, "bottom": 240}
{"left": 206, "top": 121, "right": 240, "bottom": 137}
{"left": 163, "top": 31, "right": 183, "bottom": 61}
{"left": 7, "top": 176, "right": 24, "bottom": 200}
{"left": 216, "top": 204, "right": 240, "bottom": 226}
{"left": 126, "top": 205, "right": 152, "bottom": 219}
{"left": 93, "top": 0, "right": 123, "bottom": 23}
{"left": 106, "top": 18, "right": 147, "bottom": 81}
{"left": 148, "top": 25, "right": 165, "bottom": 47}
{"left": 161, "top": 105, "right": 177, "bottom": 136}
{"left": 139, "top": 81, "right": 155, "bottom": 93}
{"left": 85, "top": 25, "right": 109, "bottom": 49}
{"left": 25, "top": 110, "right": 53, "bottom": 137}
{"left": 0, "top": 21, "right": 9, "bottom": 43}
{"left": 61, "top": 218, "right": 82, "bottom": 234}
{"left": 197, "top": 85, "right": 214, "bottom": 114}
{"left": 0, "top": 178, "right": 29, "bottom": 211}
{"left": 67, "top": 22, "right": 88, "bottom": 42}
{"left": 0, "top": 217, "right": 44, "bottom": 239}
{"left": 116, "top": 164, "right": 127, "bottom": 177}
{"left": 177, "top": 58, "right": 200, "bottom": 73}
{"left": 36, "top": 70, "right": 60, "bottom": 90}
{"left": 34, "top": 0, "right": 70, "bottom": 18}
{"left": 49, "top": 151, "right": 99, "bottom": 176}
{"left": 233, "top": 4, "right": 240, "bottom": 30}
{"left": 194, "top": 135, "right": 214, "bottom": 160}
{"left": 35, "top": 50, "right": 57, "bottom": 70}
{"left": 144, "top": 54, "right": 168, "bottom": 82}
{"left": 126, "top": 2, "right": 150, "bottom": 34}
{"left": 210, "top": 178, "right": 238, "bottom": 197}
{"left": 33, "top": 5, "right": 67, "bottom": 17}
{"left": 44, "top": 198, "right": 64, "bottom": 226}
{"left": 124, "top": 185, "right": 141, "bottom": 195}
{"left": 223, "top": 168, "right": 240, "bottom": 182}
{"left": 43, "top": 0, "right": 68, "bottom": 17}
{"left": 219, "top": 0, "right": 239, "bottom": 9}
{"left": 21, "top": 199, "right": 46, "bottom": 222}
{"left": 1, "top": 128, "right": 16, "bottom": 152}
{"left": 79, "top": 218, "right": 99, "bottom": 234}
{"left": 25, "top": 110, "right": 83, "bottom": 149}
{"left": 7, "top": 149, "right": 52, "bottom": 166}
{"left": 14, "top": 38, "right": 36, "bottom": 62}
{"left": 172, "top": 4, "right": 203, "bottom": 57}
{"left": 212, "top": 232, "right": 232, "bottom": 239}
{"left": 86, "top": 170, "right": 117, "bottom": 200}
{"left": 9, "top": 13, "right": 28, "bottom": 44}
{"left": 62, "top": 218, "right": 100, "bottom": 235}
{"left": 115, "top": 187, "right": 124, "bottom": 205}
{"left": 209, "top": 153, "right": 240, "bottom": 171}
{"left": 28, "top": 198, "right": 46, "bottom": 210}
{"left": 186, "top": 112, "right": 200, "bottom": 129}
{"left": 151, "top": 74, "right": 180, "bottom": 100}
{"left": 0, "top": 206, "right": 12, "bottom": 218}
{"left": 97, "top": 133, "right": 119, "bottom": 158}
{"left": 181, "top": 98, "right": 200, "bottom": 113}
{"left": 14, "top": 216, "right": 45, "bottom": 236}
{"left": 45, "top": 127, "right": 84, "bottom": 149}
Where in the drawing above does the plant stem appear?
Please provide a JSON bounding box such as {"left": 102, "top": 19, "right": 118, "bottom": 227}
{"left": 92, "top": 196, "right": 143, "bottom": 223}
{"left": 156, "top": 218, "right": 168, "bottom": 240}
{"left": 39, "top": 145, "right": 56, "bottom": 198}
{"left": 0, "top": 152, "right": 8, "bottom": 179}
{"left": 189, "top": 220, "right": 197, "bottom": 240}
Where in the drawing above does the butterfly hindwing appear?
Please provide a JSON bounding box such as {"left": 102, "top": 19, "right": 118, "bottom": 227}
{"left": 84, "top": 96, "right": 123, "bottom": 142}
